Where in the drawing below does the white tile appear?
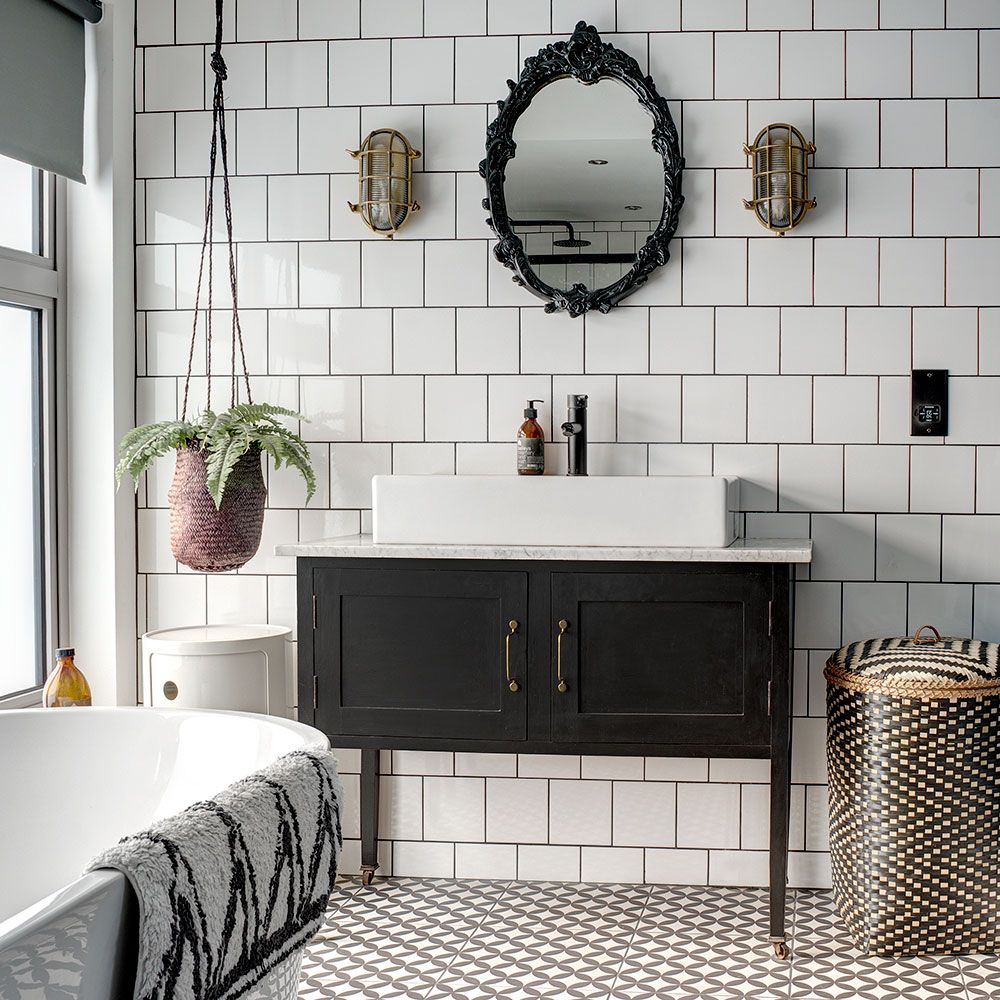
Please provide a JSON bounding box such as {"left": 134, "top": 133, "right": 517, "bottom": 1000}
{"left": 804, "top": 784, "right": 830, "bottom": 852}
{"left": 645, "top": 848, "right": 708, "bottom": 885}
{"left": 136, "top": 0, "right": 173, "bottom": 43}
{"left": 329, "top": 39, "right": 390, "bottom": 106}
{"left": 518, "top": 754, "right": 580, "bottom": 779}
{"left": 746, "top": 511, "right": 812, "bottom": 538}
{"left": 739, "top": 785, "right": 771, "bottom": 850}
{"left": 298, "top": 377, "right": 361, "bottom": 444}
{"left": 486, "top": 0, "right": 549, "bottom": 33}
{"left": 237, "top": 243, "right": 298, "bottom": 308}
{"left": 145, "top": 46, "right": 204, "bottom": 112}
{"left": 907, "top": 582, "right": 974, "bottom": 636}
{"left": 811, "top": 513, "right": 876, "bottom": 580}
{"left": 236, "top": 0, "right": 295, "bottom": 39}
{"left": 299, "top": 108, "right": 359, "bottom": 174}
{"left": 647, "top": 32, "right": 713, "bottom": 100}
{"left": 779, "top": 444, "right": 844, "bottom": 511}
{"left": 815, "top": 0, "right": 877, "bottom": 27}
{"left": 486, "top": 777, "right": 548, "bottom": 843}
{"left": 913, "top": 30, "right": 978, "bottom": 97}
{"left": 876, "top": 513, "right": 942, "bottom": 580}
{"left": 392, "top": 37, "right": 453, "bottom": 104}
{"left": 391, "top": 443, "right": 453, "bottom": 476}
{"left": 791, "top": 716, "right": 828, "bottom": 784}
{"left": 612, "top": 781, "right": 676, "bottom": 847}
{"left": 913, "top": 307, "right": 978, "bottom": 374}
{"left": 361, "top": 241, "right": 423, "bottom": 307}
{"left": 206, "top": 575, "right": 267, "bottom": 624}
{"left": 983, "top": 31, "right": 1000, "bottom": 97}
{"left": 845, "top": 444, "right": 909, "bottom": 511}
{"left": 781, "top": 306, "right": 845, "bottom": 374}
{"left": 136, "top": 245, "right": 176, "bottom": 310}
{"left": 650, "top": 306, "right": 714, "bottom": 373}
{"left": 580, "top": 846, "right": 644, "bottom": 883}
{"left": 979, "top": 447, "right": 1000, "bottom": 511}
{"left": 455, "top": 35, "right": 518, "bottom": 103}
{"left": 789, "top": 852, "right": 832, "bottom": 890}
{"left": 880, "top": 239, "right": 944, "bottom": 307}
{"left": 682, "top": 376, "right": 747, "bottom": 443}
{"left": 267, "top": 175, "right": 329, "bottom": 241}
{"left": 426, "top": 240, "right": 487, "bottom": 307}
{"left": 136, "top": 114, "right": 175, "bottom": 178}
{"left": 617, "top": 0, "right": 680, "bottom": 30}
{"left": 267, "top": 309, "right": 329, "bottom": 375}
{"left": 209, "top": 175, "right": 267, "bottom": 242}
{"left": 581, "top": 756, "right": 644, "bottom": 780}
{"left": 362, "top": 375, "right": 423, "bottom": 441}
{"left": 329, "top": 443, "right": 391, "bottom": 507}
{"left": 715, "top": 307, "right": 779, "bottom": 374}
{"left": 880, "top": 0, "right": 944, "bottom": 26}
{"left": 423, "top": 777, "right": 484, "bottom": 842}
{"left": 748, "top": 238, "right": 812, "bottom": 307}
{"left": 521, "top": 309, "right": 583, "bottom": 374}
{"left": 239, "top": 508, "right": 297, "bottom": 575}
{"left": 681, "top": 103, "right": 746, "bottom": 169}
{"left": 648, "top": 444, "right": 713, "bottom": 477}
{"left": 423, "top": 105, "right": 488, "bottom": 173}
{"left": 174, "top": 109, "right": 232, "bottom": 176}
{"left": 949, "top": 100, "right": 1000, "bottom": 167}
{"left": 424, "top": 0, "right": 485, "bottom": 34}
{"left": 550, "top": 780, "right": 612, "bottom": 846}
{"left": 617, "top": 376, "right": 681, "bottom": 443}
{"left": 708, "top": 850, "right": 769, "bottom": 887}
{"left": 713, "top": 444, "right": 778, "bottom": 511}
{"left": 265, "top": 40, "right": 326, "bottom": 109}
{"left": 814, "top": 376, "right": 878, "bottom": 444}
{"left": 846, "top": 169, "right": 911, "bottom": 237}
{"left": 846, "top": 307, "right": 910, "bottom": 374}
{"left": 360, "top": 0, "right": 421, "bottom": 36}
{"left": 455, "top": 843, "right": 516, "bottom": 880}
{"left": 748, "top": 376, "right": 812, "bottom": 443}
{"left": 236, "top": 109, "right": 297, "bottom": 174}
{"left": 144, "top": 178, "right": 204, "bottom": 244}
{"left": 146, "top": 575, "right": 206, "bottom": 631}
{"left": 457, "top": 307, "right": 519, "bottom": 374}
{"left": 748, "top": 0, "right": 812, "bottom": 26}
{"left": 947, "top": 239, "right": 1000, "bottom": 307}
{"left": 299, "top": 0, "right": 359, "bottom": 38}
{"left": 676, "top": 783, "right": 740, "bottom": 849}
{"left": 913, "top": 169, "right": 979, "bottom": 237}
{"left": 425, "top": 376, "right": 487, "bottom": 442}
{"left": 948, "top": 0, "right": 1000, "bottom": 27}
{"left": 846, "top": 30, "right": 911, "bottom": 98}
{"left": 780, "top": 31, "right": 845, "bottom": 99}
{"left": 517, "top": 845, "right": 581, "bottom": 882}
{"left": 392, "top": 308, "right": 455, "bottom": 375}
{"left": 299, "top": 243, "right": 361, "bottom": 308}
{"left": 682, "top": 238, "right": 747, "bottom": 305}
{"left": 682, "top": 0, "right": 746, "bottom": 29}
{"left": 552, "top": 0, "right": 615, "bottom": 30}
{"left": 943, "top": 516, "right": 1000, "bottom": 582}
{"left": 585, "top": 308, "right": 648, "bottom": 375}
{"left": 976, "top": 584, "right": 1000, "bottom": 640}
{"left": 814, "top": 101, "right": 880, "bottom": 168}
{"left": 881, "top": 100, "right": 945, "bottom": 167}
{"left": 392, "top": 841, "right": 453, "bottom": 878}
{"left": 579, "top": 443, "right": 648, "bottom": 476}
{"left": 645, "top": 758, "right": 709, "bottom": 781}
{"left": 794, "top": 581, "right": 843, "bottom": 648}
{"left": 983, "top": 310, "right": 1000, "bottom": 373}
{"left": 805, "top": 167, "right": 848, "bottom": 237}
{"left": 715, "top": 32, "right": 778, "bottom": 100}
{"left": 710, "top": 759, "right": 770, "bottom": 783}
{"left": 456, "top": 753, "right": 516, "bottom": 778}
{"left": 299, "top": 509, "right": 361, "bottom": 540}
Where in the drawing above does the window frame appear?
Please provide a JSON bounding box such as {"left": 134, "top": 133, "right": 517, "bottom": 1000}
{"left": 0, "top": 169, "right": 66, "bottom": 706}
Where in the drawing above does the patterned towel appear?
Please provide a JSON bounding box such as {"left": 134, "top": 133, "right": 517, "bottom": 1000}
{"left": 88, "top": 748, "right": 342, "bottom": 1000}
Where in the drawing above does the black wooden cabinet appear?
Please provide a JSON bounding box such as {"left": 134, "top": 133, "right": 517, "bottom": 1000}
{"left": 297, "top": 556, "right": 794, "bottom": 956}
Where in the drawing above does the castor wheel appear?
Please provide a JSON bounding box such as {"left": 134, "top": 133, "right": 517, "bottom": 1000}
{"left": 771, "top": 940, "right": 791, "bottom": 960}
{"left": 360, "top": 865, "right": 377, "bottom": 887}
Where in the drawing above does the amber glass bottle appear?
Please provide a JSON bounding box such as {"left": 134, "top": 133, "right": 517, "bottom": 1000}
{"left": 517, "top": 399, "right": 545, "bottom": 475}
{"left": 42, "top": 647, "right": 92, "bottom": 707}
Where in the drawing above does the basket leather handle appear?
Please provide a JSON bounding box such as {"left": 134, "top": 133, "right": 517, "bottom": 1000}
{"left": 912, "top": 624, "right": 942, "bottom": 645}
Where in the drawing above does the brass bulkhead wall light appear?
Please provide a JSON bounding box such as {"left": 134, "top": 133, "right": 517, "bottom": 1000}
{"left": 742, "top": 123, "right": 816, "bottom": 234}
{"left": 348, "top": 128, "right": 421, "bottom": 237}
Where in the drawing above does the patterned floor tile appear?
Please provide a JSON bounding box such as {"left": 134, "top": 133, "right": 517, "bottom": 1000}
{"left": 961, "top": 954, "right": 1000, "bottom": 999}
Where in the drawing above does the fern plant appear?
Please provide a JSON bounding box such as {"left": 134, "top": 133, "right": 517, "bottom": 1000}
{"left": 116, "top": 403, "right": 315, "bottom": 508}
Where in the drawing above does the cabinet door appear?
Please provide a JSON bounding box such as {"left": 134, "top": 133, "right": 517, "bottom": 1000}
{"left": 313, "top": 566, "right": 527, "bottom": 740}
{"left": 550, "top": 570, "right": 771, "bottom": 747}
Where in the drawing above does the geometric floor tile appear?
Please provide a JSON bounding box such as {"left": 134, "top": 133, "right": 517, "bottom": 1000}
{"left": 299, "top": 879, "right": 991, "bottom": 1000}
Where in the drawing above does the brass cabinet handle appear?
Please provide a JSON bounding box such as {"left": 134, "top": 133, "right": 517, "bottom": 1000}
{"left": 505, "top": 619, "right": 520, "bottom": 692}
{"left": 556, "top": 619, "right": 569, "bottom": 693}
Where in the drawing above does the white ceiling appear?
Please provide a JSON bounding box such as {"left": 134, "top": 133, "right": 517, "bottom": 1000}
{"left": 504, "top": 77, "right": 664, "bottom": 224}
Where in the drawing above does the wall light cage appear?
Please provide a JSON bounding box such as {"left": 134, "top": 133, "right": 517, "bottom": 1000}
{"left": 742, "top": 123, "right": 816, "bottom": 234}
{"left": 348, "top": 129, "right": 421, "bottom": 238}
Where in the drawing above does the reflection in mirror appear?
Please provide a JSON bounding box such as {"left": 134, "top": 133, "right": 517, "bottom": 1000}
{"left": 503, "top": 78, "right": 663, "bottom": 295}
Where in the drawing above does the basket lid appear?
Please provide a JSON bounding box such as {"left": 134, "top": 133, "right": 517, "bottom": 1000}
{"left": 825, "top": 625, "right": 1000, "bottom": 697}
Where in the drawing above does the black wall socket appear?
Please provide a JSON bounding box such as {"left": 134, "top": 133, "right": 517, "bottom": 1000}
{"left": 911, "top": 369, "right": 948, "bottom": 437}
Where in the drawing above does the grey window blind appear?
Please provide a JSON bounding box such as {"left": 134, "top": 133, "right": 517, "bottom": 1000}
{"left": 0, "top": 0, "right": 103, "bottom": 183}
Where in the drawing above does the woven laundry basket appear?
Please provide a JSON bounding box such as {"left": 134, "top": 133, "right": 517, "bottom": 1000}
{"left": 825, "top": 625, "right": 1000, "bottom": 957}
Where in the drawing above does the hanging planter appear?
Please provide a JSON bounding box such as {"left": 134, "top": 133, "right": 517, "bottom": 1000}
{"left": 116, "top": 0, "right": 315, "bottom": 573}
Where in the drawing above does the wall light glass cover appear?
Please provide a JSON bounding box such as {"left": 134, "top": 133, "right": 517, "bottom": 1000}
{"left": 742, "top": 123, "right": 816, "bottom": 234}
{"left": 348, "top": 129, "right": 421, "bottom": 238}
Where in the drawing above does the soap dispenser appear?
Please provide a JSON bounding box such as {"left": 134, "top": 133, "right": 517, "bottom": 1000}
{"left": 517, "top": 400, "right": 545, "bottom": 476}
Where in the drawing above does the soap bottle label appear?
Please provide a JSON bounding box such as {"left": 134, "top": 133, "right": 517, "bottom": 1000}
{"left": 517, "top": 436, "right": 544, "bottom": 473}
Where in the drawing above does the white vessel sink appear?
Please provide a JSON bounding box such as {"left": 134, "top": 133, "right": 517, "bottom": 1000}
{"left": 372, "top": 475, "right": 740, "bottom": 548}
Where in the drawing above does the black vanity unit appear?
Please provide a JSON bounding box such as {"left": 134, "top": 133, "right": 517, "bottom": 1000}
{"left": 286, "top": 536, "right": 812, "bottom": 958}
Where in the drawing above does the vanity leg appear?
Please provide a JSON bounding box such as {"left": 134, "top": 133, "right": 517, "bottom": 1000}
{"left": 360, "top": 748, "right": 380, "bottom": 887}
{"left": 769, "top": 742, "right": 791, "bottom": 959}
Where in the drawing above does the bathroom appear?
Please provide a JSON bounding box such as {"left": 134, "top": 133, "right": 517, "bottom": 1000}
{"left": 2, "top": 0, "right": 1000, "bottom": 996}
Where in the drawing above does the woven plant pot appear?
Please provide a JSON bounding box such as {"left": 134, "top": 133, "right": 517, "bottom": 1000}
{"left": 167, "top": 445, "right": 266, "bottom": 573}
{"left": 826, "top": 626, "right": 1000, "bottom": 957}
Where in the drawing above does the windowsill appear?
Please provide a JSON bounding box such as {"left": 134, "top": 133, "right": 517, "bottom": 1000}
{"left": 0, "top": 688, "right": 43, "bottom": 710}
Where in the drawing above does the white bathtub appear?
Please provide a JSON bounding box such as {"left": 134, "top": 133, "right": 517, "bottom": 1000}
{"left": 0, "top": 707, "right": 329, "bottom": 999}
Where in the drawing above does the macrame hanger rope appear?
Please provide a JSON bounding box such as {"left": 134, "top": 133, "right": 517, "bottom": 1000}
{"left": 180, "top": 0, "right": 252, "bottom": 422}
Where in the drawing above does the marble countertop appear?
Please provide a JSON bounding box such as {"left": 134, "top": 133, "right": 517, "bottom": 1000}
{"left": 276, "top": 535, "right": 813, "bottom": 563}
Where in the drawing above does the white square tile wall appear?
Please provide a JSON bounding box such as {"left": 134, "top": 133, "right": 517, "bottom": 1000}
{"left": 136, "top": 0, "right": 1000, "bottom": 890}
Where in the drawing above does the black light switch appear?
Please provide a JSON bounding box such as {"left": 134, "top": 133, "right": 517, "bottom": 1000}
{"left": 911, "top": 369, "right": 948, "bottom": 436}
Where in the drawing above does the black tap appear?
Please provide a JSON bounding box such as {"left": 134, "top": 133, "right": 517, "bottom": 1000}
{"left": 561, "top": 394, "right": 588, "bottom": 476}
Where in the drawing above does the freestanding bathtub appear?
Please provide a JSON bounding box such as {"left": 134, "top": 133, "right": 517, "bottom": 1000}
{"left": 0, "top": 707, "right": 329, "bottom": 999}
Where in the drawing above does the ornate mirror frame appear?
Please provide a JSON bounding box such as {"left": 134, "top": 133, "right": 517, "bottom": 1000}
{"left": 480, "top": 22, "right": 684, "bottom": 317}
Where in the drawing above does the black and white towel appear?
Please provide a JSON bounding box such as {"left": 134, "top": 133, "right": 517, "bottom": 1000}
{"left": 88, "top": 747, "right": 342, "bottom": 1000}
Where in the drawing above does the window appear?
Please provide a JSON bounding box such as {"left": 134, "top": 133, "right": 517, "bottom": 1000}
{"left": 0, "top": 153, "right": 61, "bottom": 703}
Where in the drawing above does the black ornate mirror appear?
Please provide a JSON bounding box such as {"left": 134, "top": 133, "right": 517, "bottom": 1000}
{"left": 480, "top": 23, "right": 684, "bottom": 317}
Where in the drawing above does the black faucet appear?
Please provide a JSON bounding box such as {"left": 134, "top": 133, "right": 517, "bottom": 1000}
{"left": 561, "top": 394, "right": 588, "bottom": 476}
